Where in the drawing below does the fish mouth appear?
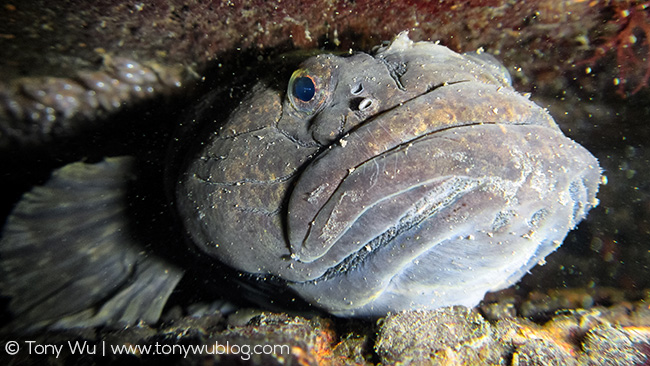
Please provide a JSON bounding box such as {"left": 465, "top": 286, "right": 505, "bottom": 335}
{"left": 285, "top": 83, "right": 461, "bottom": 265}
{"left": 285, "top": 79, "right": 555, "bottom": 269}
{"left": 301, "top": 174, "right": 481, "bottom": 283}
{"left": 285, "top": 120, "right": 497, "bottom": 287}
{"left": 285, "top": 118, "right": 599, "bottom": 315}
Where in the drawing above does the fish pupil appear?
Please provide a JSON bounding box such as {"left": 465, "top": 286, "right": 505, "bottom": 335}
{"left": 294, "top": 76, "right": 316, "bottom": 102}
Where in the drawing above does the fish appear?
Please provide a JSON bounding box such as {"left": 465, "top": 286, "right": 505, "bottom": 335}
{"left": 0, "top": 32, "right": 601, "bottom": 331}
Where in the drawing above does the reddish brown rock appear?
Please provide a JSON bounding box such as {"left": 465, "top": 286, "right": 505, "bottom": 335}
{"left": 0, "top": 0, "right": 639, "bottom": 146}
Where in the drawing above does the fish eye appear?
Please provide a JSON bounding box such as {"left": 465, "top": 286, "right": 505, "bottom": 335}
{"left": 293, "top": 76, "right": 316, "bottom": 102}
{"left": 287, "top": 57, "right": 337, "bottom": 115}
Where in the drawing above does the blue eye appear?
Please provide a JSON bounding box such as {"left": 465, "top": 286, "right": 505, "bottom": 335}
{"left": 293, "top": 76, "right": 316, "bottom": 102}
{"left": 288, "top": 61, "right": 336, "bottom": 115}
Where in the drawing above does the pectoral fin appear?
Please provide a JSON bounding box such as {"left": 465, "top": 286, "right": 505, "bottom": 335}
{"left": 0, "top": 156, "right": 183, "bottom": 333}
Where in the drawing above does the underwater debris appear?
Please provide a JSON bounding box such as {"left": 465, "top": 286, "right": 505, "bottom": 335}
{"left": 581, "top": 0, "right": 650, "bottom": 97}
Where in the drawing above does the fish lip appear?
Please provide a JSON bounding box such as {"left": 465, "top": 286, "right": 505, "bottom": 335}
{"left": 285, "top": 129, "right": 601, "bottom": 315}
{"left": 289, "top": 134, "right": 485, "bottom": 267}
{"left": 288, "top": 80, "right": 474, "bottom": 262}
{"left": 295, "top": 178, "right": 471, "bottom": 281}
{"left": 290, "top": 128, "right": 466, "bottom": 264}
{"left": 287, "top": 79, "right": 558, "bottom": 260}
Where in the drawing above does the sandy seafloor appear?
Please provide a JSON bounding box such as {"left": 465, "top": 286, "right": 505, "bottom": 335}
{"left": 1, "top": 0, "right": 650, "bottom": 364}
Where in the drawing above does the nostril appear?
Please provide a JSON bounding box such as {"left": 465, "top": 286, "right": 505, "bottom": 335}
{"left": 350, "top": 97, "right": 374, "bottom": 111}
{"left": 359, "top": 98, "right": 373, "bottom": 111}
{"left": 351, "top": 83, "right": 364, "bottom": 95}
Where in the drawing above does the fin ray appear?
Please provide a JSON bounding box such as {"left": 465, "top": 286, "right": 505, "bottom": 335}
{"left": 0, "top": 157, "right": 183, "bottom": 332}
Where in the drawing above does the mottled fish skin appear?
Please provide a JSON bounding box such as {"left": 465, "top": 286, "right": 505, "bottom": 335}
{"left": 177, "top": 32, "right": 602, "bottom": 316}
